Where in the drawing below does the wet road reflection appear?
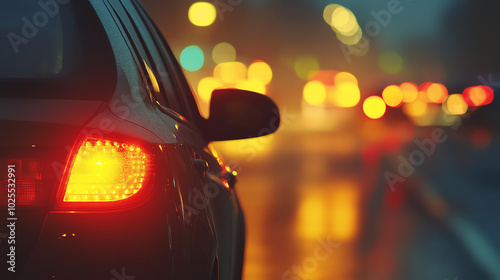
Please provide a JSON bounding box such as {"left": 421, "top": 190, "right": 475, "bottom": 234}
{"left": 216, "top": 118, "right": 500, "bottom": 280}
{"left": 217, "top": 130, "right": 366, "bottom": 280}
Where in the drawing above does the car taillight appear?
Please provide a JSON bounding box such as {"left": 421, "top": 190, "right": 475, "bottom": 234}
{"left": 60, "top": 138, "right": 151, "bottom": 204}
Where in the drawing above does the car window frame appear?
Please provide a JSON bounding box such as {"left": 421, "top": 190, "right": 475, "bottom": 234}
{"left": 104, "top": 0, "right": 172, "bottom": 108}
{"left": 131, "top": 0, "right": 206, "bottom": 126}
{"left": 120, "top": 0, "right": 194, "bottom": 118}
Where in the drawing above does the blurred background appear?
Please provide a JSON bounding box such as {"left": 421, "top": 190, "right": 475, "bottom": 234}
{"left": 142, "top": 1, "right": 500, "bottom": 279}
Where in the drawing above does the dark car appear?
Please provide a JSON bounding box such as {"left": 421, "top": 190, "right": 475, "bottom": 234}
{"left": 0, "top": 0, "right": 280, "bottom": 279}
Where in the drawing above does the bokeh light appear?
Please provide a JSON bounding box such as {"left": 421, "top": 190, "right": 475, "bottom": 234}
{"left": 294, "top": 56, "right": 319, "bottom": 80}
{"left": 330, "top": 6, "right": 358, "bottom": 34}
{"left": 418, "top": 90, "right": 431, "bottom": 103}
{"left": 411, "top": 104, "right": 439, "bottom": 126}
{"left": 363, "top": 96, "right": 386, "bottom": 119}
{"left": 347, "top": 37, "right": 370, "bottom": 56}
{"left": 188, "top": 2, "right": 217, "bottom": 27}
{"left": 427, "top": 83, "right": 448, "bottom": 103}
{"left": 212, "top": 42, "right": 236, "bottom": 64}
{"left": 303, "top": 81, "right": 327, "bottom": 106}
{"left": 248, "top": 61, "right": 273, "bottom": 85}
{"left": 382, "top": 85, "right": 404, "bottom": 107}
{"left": 324, "top": 4, "right": 362, "bottom": 45}
{"left": 334, "top": 71, "right": 358, "bottom": 85}
{"left": 402, "top": 100, "right": 428, "bottom": 117}
{"left": 330, "top": 182, "right": 359, "bottom": 241}
{"left": 463, "top": 86, "right": 494, "bottom": 106}
{"left": 333, "top": 82, "right": 361, "bottom": 107}
{"left": 213, "top": 61, "right": 247, "bottom": 84}
{"left": 336, "top": 27, "right": 362, "bottom": 45}
{"left": 236, "top": 79, "right": 266, "bottom": 95}
{"left": 197, "top": 77, "right": 223, "bottom": 102}
{"left": 323, "top": 4, "right": 341, "bottom": 26}
{"left": 180, "top": 45, "right": 204, "bottom": 71}
{"left": 308, "top": 70, "right": 337, "bottom": 86}
{"left": 378, "top": 51, "right": 404, "bottom": 74}
{"left": 443, "top": 94, "right": 468, "bottom": 115}
{"left": 296, "top": 193, "right": 326, "bottom": 239}
{"left": 400, "top": 82, "right": 419, "bottom": 103}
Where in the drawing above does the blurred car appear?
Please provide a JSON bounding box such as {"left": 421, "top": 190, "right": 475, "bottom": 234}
{"left": 0, "top": 0, "right": 280, "bottom": 279}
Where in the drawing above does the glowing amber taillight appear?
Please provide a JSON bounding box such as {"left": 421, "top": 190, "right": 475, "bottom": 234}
{"left": 63, "top": 138, "right": 150, "bottom": 202}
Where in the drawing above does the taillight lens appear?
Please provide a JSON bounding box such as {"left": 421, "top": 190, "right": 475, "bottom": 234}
{"left": 61, "top": 138, "right": 151, "bottom": 203}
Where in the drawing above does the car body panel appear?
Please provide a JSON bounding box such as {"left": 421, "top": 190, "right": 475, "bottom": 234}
{"left": 0, "top": 0, "right": 249, "bottom": 279}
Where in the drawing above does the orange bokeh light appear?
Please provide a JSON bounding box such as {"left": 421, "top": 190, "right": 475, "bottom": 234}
{"left": 427, "top": 83, "right": 448, "bottom": 104}
{"left": 462, "top": 86, "right": 494, "bottom": 106}
{"left": 400, "top": 82, "right": 419, "bottom": 103}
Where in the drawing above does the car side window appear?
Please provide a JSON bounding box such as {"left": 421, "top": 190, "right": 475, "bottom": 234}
{"left": 105, "top": 0, "right": 171, "bottom": 110}
{"left": 119, "top": 0, "right": 192, "bottom": 120}
{"left": 131, "top": 0, "right": 204, "bottom": 123}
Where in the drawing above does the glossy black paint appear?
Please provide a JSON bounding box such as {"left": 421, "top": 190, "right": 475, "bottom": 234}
{"left": 0, "top": 0, "right": 280, "bottom": 279}
{"left": 203, "top": 89, "right": 281, "bottom": 142}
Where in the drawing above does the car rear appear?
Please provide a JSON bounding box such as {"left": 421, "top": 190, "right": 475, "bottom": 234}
{"left": 0, "top": 1, "right": 178, "bottom": 279}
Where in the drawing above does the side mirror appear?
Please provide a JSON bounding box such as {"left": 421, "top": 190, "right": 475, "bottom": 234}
{"left": 202, "top": 89, "right": 280, "bottom": 142}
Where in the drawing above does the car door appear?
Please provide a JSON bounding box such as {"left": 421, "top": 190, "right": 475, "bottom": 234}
{"left": 128, "top": 1, "right": 245, "bottom": 279}
{"left": 104, "top": 1, "right": 218, "bottom": 278}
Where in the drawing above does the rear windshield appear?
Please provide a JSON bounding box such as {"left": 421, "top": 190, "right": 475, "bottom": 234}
{"left": 0, "top": 0, "right": 116, "bottom": 100}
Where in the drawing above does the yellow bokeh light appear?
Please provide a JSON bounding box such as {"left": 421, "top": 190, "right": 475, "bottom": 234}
{"left": 335, "top": 26, "right": 362, "bottom": 45}
{"left": 188, "top": 2, "right": 217, "bottom": 27}
{"left": 236, "top": 79, "right": 266, "bottom": 95}
{"left": 303, "top": 81, "right": 327, "bottom": 106}
{"left": 402, "top": 100, "right": 428, "bottom": 117}
{"left": 331, "top": 6, "right": 358, "bottom": 35}
{"left": 248, "top": 61, "right": 273, "bottom": 85}
{"left": 296, "top": 193, "right": 326, "bottom": 239}
{"left": 215, "top": 134, "right": 275, "bottom": 158}
{"left": 405, "top": 103, "right": 439, "bottom": 126}
{"left": 348, "top": 37, "right": 370, "bottom": 56}
{"left": 400, "top": 82, "right": 419, "bottom": 103}
{"left": 197, "top": 77, "right": 223, "bottom": 102}
{"left": 214, "top": 61, "right": 247, "bottom": 84}
{"left": 443, "top": 94, "right": 468, "bottom": 115}
{"left": 330, "top": 182, "right": 359, "bottom": 241}
{"left": 323, "top": 4, "right": 341, "bottom": 25}
{"left": 382, "top": 85, "right": 404, "bottom": 107}
{"left": 363, "top": 96, "right": 386, "bottom": 119}
{"left": 334, "top": 71, "right": 358, "bottom": 85}
{"left": 324, "top": 4, "right": 362, "bottom": 46}
{"left": 427, "top": 83, "right": 448, "bottom": 103}
{"left": 333, "top": 82, "right": 361, "bottom": 107}
{"left": 212, "top": 42, "right": 236, "bottom": 64}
